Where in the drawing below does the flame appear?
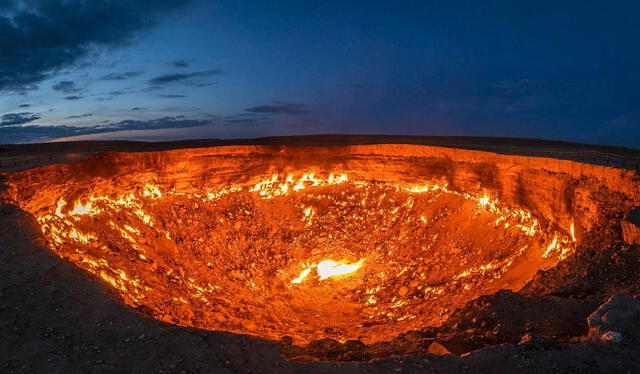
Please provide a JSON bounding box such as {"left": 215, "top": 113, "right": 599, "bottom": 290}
{"left": 543, "top": 235, "right": 559, "bottom": 258}
{"left": 570, "top": 222, "right": 576, "bottom": 242}
{"left": 143, "top": 184, "right": 162, "bottom": 199}
{"left": 291, "top": 267, "right": 312, "bottom": 284}
{"left": 54, "top": 199, "right": 67, "bottom": 218}
{"left": 250, "top": 172, "right": 348, "bottom": 199}
{"left": 69, "top": 200, "right": 92, "bottom": 216}
{"left": 291, "top": 258, "right": 366, "bottom": 284}
{"left": 317, "top": 259, "right": 366, "bottom": 280}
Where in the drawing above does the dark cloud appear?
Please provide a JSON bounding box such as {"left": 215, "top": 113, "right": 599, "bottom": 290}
{"left": 159, "top": 94, "right": 186, "bottom": 98}
{"left": 109, "top": 90, "right": 129, "bottom": 96}
{"left": 52, "top": 81, "right": 81, "bottom": 94}
{"left": 19, "top": 104, "right": 31, "bottom": 108}
{"left": 65, "top": 113, "right": 93, "bottom": 119}
{"left": 148, "top": 70, "right": 222, "bottom": 85}
{"left": 245, "top": 102, "right": 312, "bottom": 115}
{"left": 143, "top": 86, "right": 163, "bottom": 92}
{"left": 194, "top": 82, "right": 216, "bottom": 88}
{"left": 1, "top": 112, "right": 41, "bottom": 127}
{"left": 64, "top": 95, "right": 83, "bottom": 101}
{"left": 0, "top": 116, "right": 212, "bottom": 143}
{"left": 227, "top": 118, "right": 257, "bottom": 124}
{"left": 0, "top": 0, "right": 193, "bottom": 92}
{"left": 169, "top": 60, "right": 189, "bottom": 68}
{"left": 132, "top": 107, "right": 142, "bottom": 111}
{"left": 0, "top": 0, "right": 16, "bottom": 11}
{"left": 99, "top": 71, "right": 142, "bottom": 81}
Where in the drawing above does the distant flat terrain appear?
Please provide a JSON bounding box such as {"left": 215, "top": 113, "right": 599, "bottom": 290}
{"left": 1, "top": 134, "right": 639, "bottom": 172}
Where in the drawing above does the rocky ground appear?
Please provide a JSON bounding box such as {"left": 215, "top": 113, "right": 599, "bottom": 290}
{"left": 1, "top": 200, "right": 640, "bottom": 373}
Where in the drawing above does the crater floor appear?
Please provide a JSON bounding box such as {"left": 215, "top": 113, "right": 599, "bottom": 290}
{"left": 28, "top": 172, "right": 572, "bottom": 344}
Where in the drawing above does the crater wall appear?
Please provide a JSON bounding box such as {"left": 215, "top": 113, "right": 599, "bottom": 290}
{"left": 5, "top": 144, "right": 639, "bottom": 238}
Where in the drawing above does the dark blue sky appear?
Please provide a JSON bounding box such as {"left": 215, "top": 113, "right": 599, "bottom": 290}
{"left": 1, "top": 0, "right": 639, "bottom": 147}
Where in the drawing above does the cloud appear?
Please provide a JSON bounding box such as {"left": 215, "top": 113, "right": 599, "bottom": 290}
{"left": 159, "top": 94, "right": 186, "bottom": 98}
{"left": 148, "top": 70, "right": 222, "bottom": 85}
{"left": 245, "top": 102, "right": 312, "bottom": 115}
{"left": 0, "top": 0, "right": 193, "bottom": 92}
{"left": 1, "top": 112, "right": 41, "bottom": 127}
{"left": 19, "top": 104, "right": 31, "bottom": 108}
{"left": 99, "top": 71, "right": 143, "bottom": 81}
{"left": 226, "top": 118, "right": 257, "bottom": 124}
{"left": 132, "top": 107, "right": 142, "bottom": 111}
{"left": 169, "top": 60, "right": 189, "bottom": 68}
{"left": 64, "top": 95, "right": 83, "bottom": 101}
{"left": 52, "top": 81, "right": 81, "bottom": 94}
{"left": 109, "top": 90, "right": 130, "bottom": 96}
{"left": 65, "top": 113, "right": 93, "bottom": 119}
{"left": 0, "top": 116, "right": 212, "bottom": 143}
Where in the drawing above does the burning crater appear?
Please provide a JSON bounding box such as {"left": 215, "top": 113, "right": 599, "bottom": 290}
{"left": 4, "top": 145, "right": 638, "bottom": 350}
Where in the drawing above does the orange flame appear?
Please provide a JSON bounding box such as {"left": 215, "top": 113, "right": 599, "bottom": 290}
{"left": 69, "top": 200, "right": 92, "bottom": 216}
{"left": 291, "top": 258, "right": 366, "bottom": 284}
{"left": 317, "top": 259, "right": 366, "bottom": 280}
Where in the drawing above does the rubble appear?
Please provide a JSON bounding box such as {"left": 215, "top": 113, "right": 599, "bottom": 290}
{"left": 621, "top": 207, "right": 640, "bottom": 245}
{"left": 588, "top": 294, "right": 640, "bottom": 343}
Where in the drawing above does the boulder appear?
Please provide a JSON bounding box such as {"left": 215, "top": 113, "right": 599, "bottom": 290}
{"left": 600, "top": 330, "right": 623, "bottom": 343}
{"left": 587, "top": 294, "right": 640, "bottom": 342}
{"left": 427, "top": 339, "right": 469, "bottom": 356}
{"left": 621, "top": 207, "right": 640, "bottom": 245}
{"left": 427, "top": 341, "right": 452, "bottom": 356}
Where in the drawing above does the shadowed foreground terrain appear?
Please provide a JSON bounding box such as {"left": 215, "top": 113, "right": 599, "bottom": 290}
{"left": 1, "top": 205, "right": 639, "bottom": 373}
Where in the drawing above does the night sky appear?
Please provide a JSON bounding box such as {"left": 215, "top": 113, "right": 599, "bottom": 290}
{"left": 1, "top": 1, "right": 639, "bottom": 147}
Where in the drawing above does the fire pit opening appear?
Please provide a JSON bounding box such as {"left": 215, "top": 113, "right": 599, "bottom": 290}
{"left": 6, "top": 145, "right": 596, "bottom": 346}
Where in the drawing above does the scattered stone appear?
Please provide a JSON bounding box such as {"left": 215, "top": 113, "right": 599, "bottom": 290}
{"left": 427, "top": 341, "right": 451, "bottom": 356}
{"left": 587, "top": 294, "right": 640, "bottom": 343}
{"left": 621, "top": 207, "right": 640, "bottom": 245}
{"left": 288, "top": 354, "right": 319, "bottom": 362}
{"left": 241, "top": 320, "right": 257, "bottom": 331}
{"left": 600, "top": 330, "right": 623, "bottom": 343}
{"left": 588, "top": 294, "right": 640, "bottom": 329}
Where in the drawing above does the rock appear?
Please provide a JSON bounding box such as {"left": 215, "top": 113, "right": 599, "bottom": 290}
{"left": 600, "top": 330, "right": 623, "bottom": 343}
{"left": 520, "top": 333, "right": 534, "bottom": 344}
{"left": 621, "top": 207, "right": 640, "bottom": 245}
{"left": 306, "top": 338, "right": 345, "bottom": 357}
{"left": 343, "top": 339, "right": 366, "bottom": 351}
{"left": 212, "top": 312, "right": 226, "bottom": 323}
{"left": 588, "top": 294, "right": 640, "bottom": 342}
{"left": 288, "top": 354, "right": 319, "bottom": 362}
{"left": 240, "top": 320, "right": 257, "bottom": 331}
{"left": 398, "top": 286, "right": 409, "bottom": 297}
{"left": 427, "top": 339, "right": 469, "bottom": 356}
{"left": 587, "top": 294, "right": 640, "bottom": 329}
{"left": 427, "top": 341, "right": 451, "bottom": 356}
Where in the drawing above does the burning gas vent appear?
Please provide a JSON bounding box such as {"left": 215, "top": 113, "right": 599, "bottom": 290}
{"left": 8, "top": 155, "right": 584, "bottom": 344}
{"left": 8, "top": 144, "right": 638, "bottom": 348}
